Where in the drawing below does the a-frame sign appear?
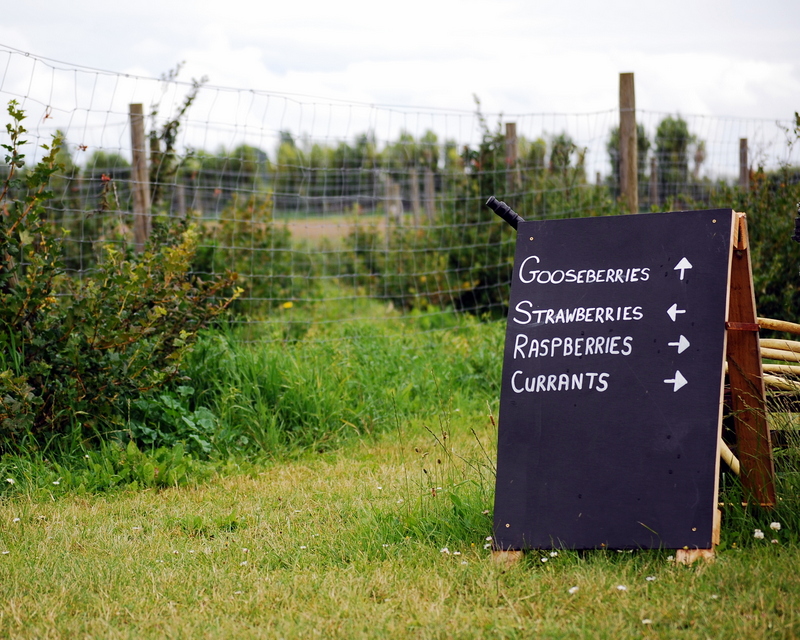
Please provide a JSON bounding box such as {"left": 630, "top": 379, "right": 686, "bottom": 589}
{"left": 489, "top": 204, "right": 775, "bottom": 562}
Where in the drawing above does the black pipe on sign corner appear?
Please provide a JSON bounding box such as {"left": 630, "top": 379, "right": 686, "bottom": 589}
{"left": 792, "top": 202, "right": 800, "bottom": 244}
{"left": 486, "top": 196, "right": 525, "bottom": 230}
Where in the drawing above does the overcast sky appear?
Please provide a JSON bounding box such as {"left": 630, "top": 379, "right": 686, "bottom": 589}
{"left": 3, "top": 0, "right": 798, "bottom": 119}
{"left": 1, "top": 0, "right": 799, "bottom": 179}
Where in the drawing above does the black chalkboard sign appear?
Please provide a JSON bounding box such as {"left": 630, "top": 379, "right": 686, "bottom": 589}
{"left": 493, "top": 209, "right": 735, "bottom": 550}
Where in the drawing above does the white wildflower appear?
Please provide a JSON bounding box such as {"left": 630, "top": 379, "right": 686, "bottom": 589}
{"left": 770, "top": 522, "right": 781, "bottom": 531}
{"left": 5, "top": 478, "right": 14, "bottom": 485}
{"left": 568, "top": 586, "right": 579, "bottom": 594}
{"left": 754, "top": 529, "right": 765, "bottom": 539}
{"left": 616, "top": 585, "right": 627, "bottom": 591}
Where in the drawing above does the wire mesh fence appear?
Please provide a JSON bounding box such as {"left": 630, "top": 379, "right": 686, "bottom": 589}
{"left": 2, "top": 44, "right": 798, "bottom": 341}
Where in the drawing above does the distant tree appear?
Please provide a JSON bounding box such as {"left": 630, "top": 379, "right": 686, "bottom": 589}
{"left": 655, "top": 115, "right": 695, "bottom": 202}
{"left": 274, "top": 131, "right": 304, "bottom": 209}
{"left": 86, "top": 150, "right": 130, "bottom": 173}
{"left": 606, "top": 124, "right": 651, "bottom": 199}
{"left": 519, "top": 136, "right": 546, "bottom": 174}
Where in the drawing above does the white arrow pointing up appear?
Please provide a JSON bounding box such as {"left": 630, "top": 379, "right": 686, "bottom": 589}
{"left": 668, "top": 335, "right": 691, "bottom": 354}
{"left": 674, "top": 257, "right": 693, "bottom": 280}
{"left": 667, "top": 303, "right": 686, "bottom": 322}
{"left": 664, "top": 370, "right": 688, "bottom": 392}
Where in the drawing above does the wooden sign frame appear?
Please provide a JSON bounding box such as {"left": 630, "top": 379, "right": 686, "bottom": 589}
{"left": 491, "top": 209, "right": 776, "bottom": 565}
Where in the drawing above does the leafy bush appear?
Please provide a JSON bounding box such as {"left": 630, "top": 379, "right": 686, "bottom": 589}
{"left": 708, "top": 165, "right": 800, "bottom": 323}
{"left": 192, "top": 193, "right": 318, "bottom": 314}
{"left": 0, "top": 102, "right": 239, "bottom": 452}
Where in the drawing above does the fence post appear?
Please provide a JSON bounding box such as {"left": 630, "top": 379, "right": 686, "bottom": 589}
{"left": 739, "top": 138, "right": 749, "bottom": 189}
{"left": 385, "top": 178, "right": 403, "bottom": 226}
{"left": 649, "top": 156, "right": 658, "bottom": 209}
{"left": 409, "top": 167, "right": 421, "bottom": 224}
{"left": 129, "top": 104, "right": 151, "bottom": 251}
{"left": 423, "top": 169, "right": 435, "bottom": 222}
{"left": 619, "top": 73, "right": 638, "bottom": 213}
{"left": 505, "top": 122, "right": 520, "bottom": 192}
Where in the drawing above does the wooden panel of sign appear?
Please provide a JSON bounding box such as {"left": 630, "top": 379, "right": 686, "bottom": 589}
{"left": 493, "top": 209, "right": 735, "bottom": 550}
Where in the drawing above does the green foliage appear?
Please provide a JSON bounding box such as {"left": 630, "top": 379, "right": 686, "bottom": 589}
{"left": 706, "top": 165, "right": 800, "bottom": 322}
{"left": 129, "top": 385, "right": 222, "bottom": 457}
{"left": 192, "top": 193, "right": 315, "bottom": 313}
{"left": 655, "top": 115, "right": 696, "bottom": 202}
{"left": 343, "top": 105, "right": 622, "bottom": 314}
{"left": 177, "top": 313, "right": 504, "bottom": 457}
{"left": 148, "top": 65, "right": 207, "bottom": 210}
{"left": 606, "top": 123, "right": 651, "bottom": 202}
{"left": 0, "top": 438, "right": 213, "bottom": 494}
{"left": 0, "top": 102, "right": 239, "bottom": 452}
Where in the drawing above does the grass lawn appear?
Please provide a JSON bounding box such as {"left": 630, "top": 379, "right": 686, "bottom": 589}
{"left": 1, "top": 415, "right": 798, "bottom": 639}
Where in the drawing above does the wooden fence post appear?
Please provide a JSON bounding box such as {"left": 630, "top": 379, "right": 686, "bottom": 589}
{"left": 739, "top": 139, "right": 749, "bottom": 189}
{"left": 423, "top": 169, "right": 435, "bottom": 222}
{"left": 619, "top": 73, "right": 638, "bottom": 213}
{"left": 409, "top": 167, "right": 421, "bottom": 224}
{"left": 129, "top": 104, "right": 151, "bottom": 252}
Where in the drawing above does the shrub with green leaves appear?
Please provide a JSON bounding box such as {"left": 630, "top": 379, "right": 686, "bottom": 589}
{"left": 0, "top": 101, "right": 239, "bottom": 451}
{"left": 192, "top": 193, "right": 317, "bottom": 314}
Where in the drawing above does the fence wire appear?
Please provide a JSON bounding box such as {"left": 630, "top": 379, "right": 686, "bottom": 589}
{"left": 1, "top": 44, "right": 798, "bottom": 342}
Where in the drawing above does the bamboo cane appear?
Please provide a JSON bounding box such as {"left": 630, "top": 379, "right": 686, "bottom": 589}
{"left": 762, "top": 363, "right": 800, "bottom": 375}
{"left": 761, "top": 338, "right": 800, "bottom": 353}
{"left": 758, "top": 317, "right": 800, "bottom": 335}
{"left": 763, "top": 374, "right": 800, "bottom": 392}
{"left": 760, "top": 347, "right": 800, "bottom": 363}
{"left": 719, "top": 439, "right": 740, "bottom": 475}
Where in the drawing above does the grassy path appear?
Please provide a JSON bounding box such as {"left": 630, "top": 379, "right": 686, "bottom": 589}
{"left": 1, "top": 421, "right": 799, "bottom": 638}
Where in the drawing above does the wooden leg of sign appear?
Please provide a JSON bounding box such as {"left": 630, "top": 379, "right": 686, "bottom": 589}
{"left": 675, "top": 509, "right": 721, "bottom": 565}
{"left": 492, "top": 550, "right": 524, "bottom": 565}
{"left": 676, "top": 548, "right": 715, "bottom": 565}
{"left": 726, "top": 212, "right": 776, "bottom": 507}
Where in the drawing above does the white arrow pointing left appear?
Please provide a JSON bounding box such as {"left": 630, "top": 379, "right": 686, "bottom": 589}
{"left": 674, "top": 257, "right": 693, "bottom": 280}
{"left": 664, "top": 370, "right": 688, "bottom": 392}
{"left": 667, "top": 303, "right": 686, "bottom": 322}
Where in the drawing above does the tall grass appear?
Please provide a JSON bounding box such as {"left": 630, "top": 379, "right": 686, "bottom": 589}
{"left": 181, "top": 309, "right": 505, "bottom": 458}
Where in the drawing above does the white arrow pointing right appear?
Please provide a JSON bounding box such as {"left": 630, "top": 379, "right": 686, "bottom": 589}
{"left": 668, "top": 335, "right": 691, "bottom": 354}
{"left": 664, "top": 370, "right": 688, "bottom": 392}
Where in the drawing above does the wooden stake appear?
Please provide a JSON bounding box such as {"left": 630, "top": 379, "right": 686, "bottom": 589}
{"left": 619, "top": 73, "right": 638, "bottom": 214}
{"left": 492, "top": 550, "right": 524, "bottom": 565}
{"left": 129, "top": 103, "right": 151, "bottom": 252}
{"left": 726, "top": 212, "right": 776, "bottom": 506}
